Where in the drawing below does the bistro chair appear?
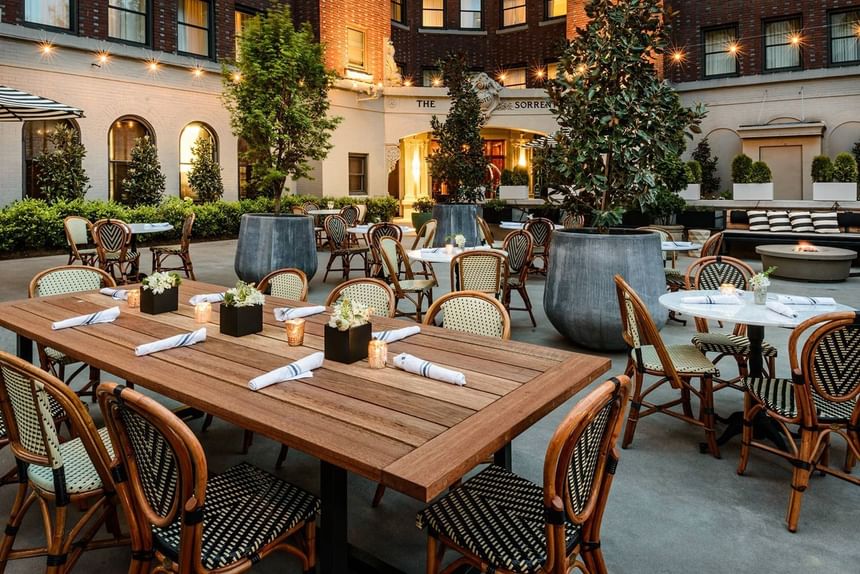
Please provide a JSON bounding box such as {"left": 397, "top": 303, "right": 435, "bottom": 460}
{"left": 0, "top": 353, "right": 127, "bottom": 572}
{"left": 450, "top": 250, "right": 507, "bottom": 298}
{"left": 501, "top": 230, "right": 536, "bottom": 326}
{"left": 378, "top": 236, "right": 435, "bottom": 321}
{"left": 638, "top": 225, "right": 684, "bottom": 290}
{"left": 562, "top": 211, "right": 585, "bottom": 229}
{"left": 325, "top": 278, "right": 396, "bottom": 319}
{"left": 410, "top": 219, "right": 437, "bottom": 280}
{"left": 302, "top": 201, "right": 325, "bottom": 247}
{"left": 258, "top": 268, "right": 309, "bottom": 301}
{"left": 477, "top": 216, "right": 499, "bottom": 248}
{"left": 685, "top": 256, "right": 778, "bottom": 390}
{"left": 423, "top": 291, "right": 511, "bottom": 340}
{"left": 524, "top": 217, "right": 554, "bottom": 275}
{"left": 340, "top": 205, "right": 361, "bottom": 246}
{"left": 700, "top": 231, "right": 724, "bottom": 258}
{"left": 368, "top": 222, "right": 403, "bottom": 278}
{"left": 63, "top": 216, "right": 97, "bottom": 266}
{"left": 614, "top": 275, "right": 722, "bottom": 457}
{"left": 418, "top": 376, "right": 630, "bottom": 574}
{"left": 97, "top": 382, "right": 319, "bottom": 573}
{"left": 29, "top": 265, "right": 116, "bottom": 401}
{"left": 322, "top": 215, "right": 369, "bottom": 282}
{"left": 93, "top": 218, "right": 139, "bottom": 285}
{"left": 738, "top": 312, "right": 860, "bottom": 532}
{"left": 150, "top": 212, "right": 196, "bottom": 280}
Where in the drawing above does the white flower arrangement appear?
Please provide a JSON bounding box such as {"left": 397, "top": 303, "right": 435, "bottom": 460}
{"left": 454, "top": 234, "right": 466, "bottom": 248}
{"left": 750, "top": 266, "right": 776, "bottom": 290}
{"left": 328, "top": 297, "right": 373, "bottom": 331}
{"left": 223, "top": 281, "right": 265, "bottom": 307}
{"left": 141, "top": 272, "right": 181, "bottom": 294}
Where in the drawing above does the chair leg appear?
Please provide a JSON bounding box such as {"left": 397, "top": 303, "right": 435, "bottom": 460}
{"left": 737, "top": 392, "right": 754, "bottom": 475}
{"left": 276, "top": 445, "right": 289, "bottom": 470}
{"left": 786, "top": 429, "right": 816, "bottom": 532}
{"left": 303, "top": 520, "right": 317, "bottom": 573}
{"left": 323, "top": 254, "right": 334, "bottom": 283}
{"left": 242, "top": 430, "right": 254, "bottom": 454}
{"left": 700, "top": 375, "right": 720, "bottom": 459}
{"left": 426, "top": 534, "right": 443, "bottom": 574}
{"left": 519, "top": 286, "right": 536, "bottom": 327}
{"left": 371, "top": 484, "right": 386, "bottom": 508}
{"left": 0, "top": 478, "right": 32, "bottom": 568}
{"left": 201, "top": 414, "right": 214, "bottom": 432}
{"left": 44, "top": 502, "right": 68, "bottom": 574}
{"left": 622, "top": 370, "right": 644, "bottom": 449}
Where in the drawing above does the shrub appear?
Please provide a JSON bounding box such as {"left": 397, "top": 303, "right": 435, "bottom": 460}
{"left": 832, "top": 152, "right": 859, "bottom": 183}
{"left": 748, "top": 161, "right": 772, "bottom": 184}
{"left": 412, "top": 197, "right": 435, "bottom": 213}
{"left": 122, "top": 136, "right": 166, "bottom": 207}
{"left": 365, "top": 196, "right": 398, "bottom": 222}
{"left": 731, "top": 154, "right": 753, "bottom": 184}
{"left": 483, "top": 198, "right": 507, "bottom": 211}
{"left": 685, "top": 160, "right": 702, "bottom": 184}
{"left": 811, "top": 155, "right": 834, "bottom": 183}
{"left": 36, "top": 124, "right": 91, "bottom": 203}
{"left": 188, "top": 136, "right": 224, "bottom": 202}
{"left": 500, "top": 168, "right": 529, "bottom": 186}
{"left": 692, "top": 138, "right": 720, "bottom": 198}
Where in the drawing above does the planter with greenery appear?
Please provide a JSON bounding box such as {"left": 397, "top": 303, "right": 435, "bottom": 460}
{"left": 539, "top": 0, "right": 704, "bottom": 350}
{"left": 732, "top": 154, "right": 773, "bottom": 200}
{"left": 680, "top": 160, "right": 702, "bottom": 200}
{"left": 498, "top": 167, "right": 529, "bottom": 200}
{"left": 480, "top": 198, "right": 512, "bottom": 224}
{"left": 34, "top": 124, "right": 90, "bottom": 203}
{"left": 812, "top": 153, "right": 858, "bottom": 201}
{"left": 220, "top": 281, "right": 265, "bottom": 337}
{"left": 411, "top": 196, "right": 435, "bottom": 229}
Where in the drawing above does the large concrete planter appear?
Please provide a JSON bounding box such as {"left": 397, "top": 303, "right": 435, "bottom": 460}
{"left": 432, "top": 204, "right": 482, "bottom": 247}
{"left": 234, "top": 213, "right": 318, "bottom": 284}
{"left": 679, "top": 183, "right": 701, "bottom": 200}
{"left": 813, "top": 182, "right": 857, "bottom": 201}
{"left": 733, "top": 183, "right": 773, "bottom": 200}
{"left": 544, "top": 229, "right": 667, "bottom": 351}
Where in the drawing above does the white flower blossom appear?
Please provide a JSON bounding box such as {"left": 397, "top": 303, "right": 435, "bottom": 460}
{"left": 224, "top": 281, "right": 265, "bottom": 307}
{"left": 328, "top": 297, "right": 372, "bottom": 331}
{"left": 141, "top": 271, "right": 181, "bottom": 294}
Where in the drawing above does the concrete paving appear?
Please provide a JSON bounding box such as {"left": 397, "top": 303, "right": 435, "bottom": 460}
{"left": 0, "top": 238, "right": 857, "bottom": 573}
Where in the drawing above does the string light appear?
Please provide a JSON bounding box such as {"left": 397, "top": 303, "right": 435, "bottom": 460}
{"left": 431, "top": 76, "right": 442, "bottom": 87}
{"left": 789, "top": 32, "right": 803, "bottom": 46}
{"left": 192, "top": 65, "right": 204, "bottom": 78}
{"left": 727, "top": 41, "right": 741, "bottom": 56}
{"left": 534, "top": 68, "right": 545, "bottom": 79}
{"left": 38, "top": 41, "right": 54, "bottom": 56}
{"left": 95, "top": 50, "right": 110, "bottom": 65}
{"left": 670, "top": 49, "right": 686, "bottom": 64}
{"left": 403, "top": 78, "right": 413, "bottom": 87}
{"left": 146, "top": 59, "right": 160, "bottom": 72}
{"left": 576, "top": 63, "right": 587, "bottom": 74}
{"left": 230, "top": 71, "right": 243, "bottom": 83}
{"left": 497, "top": 72, "right": 507, "bottom": 82}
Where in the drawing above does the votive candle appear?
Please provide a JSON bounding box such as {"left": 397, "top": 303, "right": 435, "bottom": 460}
{"left": 444, "top": 243, "right": 454, "bottom": 255}
{"left": 719, "top": 283, "right": 737, "bottom": 297}
{"left": 285, "top": 319, "right": 305, "bottom": 346}
{"left": 368, "top": 340, "right": 388, "bottom": 369}
{"left": 127, "top": 289, "right": 140, "bottom": 308}
{"left": 194, "top": 302, "right": 212, "bottom": 323}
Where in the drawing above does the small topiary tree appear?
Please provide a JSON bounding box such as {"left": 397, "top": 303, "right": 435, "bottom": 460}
{"left": 692, "top": 138, "right": 720, "bottom": 198}
{"left": 188, "top": 136, "right": 224, "bottom": 202}
{"left": 122, "top": 136, "right": 166, "bottom": 207}
{"left": 852, "top": 141, "right": 860, "bottom": 183}
{"left": 731, "top": 154, "right": 753, "bottom": 184}
{"left": 748, "top": 161, "right": 772, "bottom": 184}
{"left": 500, "top": 168, "right": 529, "bottom": 186}
{"left": 36, "top": 124, "right": 90, "bottom": 203}
{"left": 811, "top": 155, "right": 834, "bottom": 183}
{"left": 832, "top": 152, "right": 859, "bottom": 183}
{"left": 685, "top": 160, "right": 702, "bottom": 184}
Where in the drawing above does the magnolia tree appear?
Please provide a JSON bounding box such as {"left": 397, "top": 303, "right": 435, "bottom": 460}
{"left": 188, "top": 136, "right": 224, "bottom": 202}
{"left": 36, "top": 124, "right": 90, "bottom": 203}
{"left": 122, "top": 136, "right": 165, "bottom": 207}
{"left": 222, "top": 5, "right": 341, "bottom": 213}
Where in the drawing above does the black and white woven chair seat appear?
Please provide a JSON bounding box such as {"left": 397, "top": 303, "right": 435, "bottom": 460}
{"left": 153, "top": 462, "right": 320, "bottom": 570}
{"left": 151, "top": 245, "right": 182, "bottom": 254}
{"left": 416, "top": 465, "right": 580, "bottom": 574}
{"left": 664, "top": 267, "right": 685, "bottom": 287}
{"left": 507, "top": 276, "right": 523, "bottom": 287}
{"left": 28, "top": 427, "right": 113, "bottom": 494}
{"left": 105, "top": 250, "right": 139, "bottom": 260}
{"left": 745, "top": 377, "right": 857, "bottom": 422}
{"left": 43, "top": 346, "right": 80, "bottom": 365}
{"left": 692, "top": 333, "right": 779, "bottom": 358}
{"left": 636, "top": 345, "right": 719, "bottom": 375}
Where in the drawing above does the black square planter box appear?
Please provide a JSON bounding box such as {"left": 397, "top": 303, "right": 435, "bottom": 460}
{"left": 220, "top": 304, "right": 263, "bottom": 337}
{"left": 140, "top": 287, "right": 179, "bottom": 315}
{"left": 324, "top": 323, "right": 372, "bottom": 364}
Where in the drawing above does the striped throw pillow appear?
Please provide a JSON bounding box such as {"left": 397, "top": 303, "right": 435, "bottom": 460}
{"left": 747, "top": 210, "right": 769, "bottom": 231}
{"left": 767, "top": 211, "right": 792, "bottom": 232}
{"left": 811, "top": 212, "right": 840, "bottom": 234}
{"left": 789, "top": 211, "right": 814, "bottom": 233}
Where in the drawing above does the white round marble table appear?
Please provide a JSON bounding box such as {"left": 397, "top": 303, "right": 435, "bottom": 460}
{"left": 306, "top": 209, "right": 341, "bottom": 216}
{"left": 499, "top": 221, "right": 563, "bottom": 230}
{"left": 347, "top": 224, "right": 415, "bottom": 235}
{"left": 660, "top": 241, "right": 701, "bottom": 252}
{"left": 128, "top": 222, "right": 174, "bottom": 236}
{"left": 407, "top": 246, "right": 508, "bottom": 265}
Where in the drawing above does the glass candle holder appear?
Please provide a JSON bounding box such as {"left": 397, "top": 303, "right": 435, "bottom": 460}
{"left": 719, "top": 283, "right": 737, "bottom": 297}
{"left": 368, "top": 340, "right": 387, "bottom": 369}
{"left": 285, "top": 319, "right": 305, "bottom": 346}
{"left": 444, "top": 243, "right": 454, "bottom": 255}
{"left": 194, "top": 302, "right": 212, "bottom": 323}
{"left": 127, "top": 289, "right": 140, "bottom": 308}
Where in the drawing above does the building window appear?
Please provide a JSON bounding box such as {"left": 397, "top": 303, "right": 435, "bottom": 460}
{"left": 179, "top": 122, "right": 217, "bottom": 199}
{"left": 546, "top": 61, "right": 559, "bottom": 79}
{"left": 347, "top": 28, "right": 366, "bottom": 70}
{"left": 391, "top": 0, "right": 405, "bottom": 24}
{"left": 423, "top": 69, "right": 442, "bottom": 86}
{"left": 178, "top": 0, "right": 211, "bottom": 57}
{"left": 234, "top": 9, "right": 255, "bottom": 58}
{"left": 460, "top": 0, "right": 481, "bottom": 29}
{"left": 764, "top": 18, "right": 801, "bottom": 71}
{"left": 109, "top": 117, "right": 153, "bottom": 204}
{"left": 830, "top": 10, "right": 860, "bottom": 65}
{"left": 703, "top": 26, "right": 739, "bottom": 78}
{"left": 501, "top": 67, "right": 526, "bottom": 88}
{"left": 109, "top": 0, "right": 147, "bottom": 44}
{"left": 348, "top": 154, "right": 368, "bottom": 196}
{"left": 238, "top": 138, "right": 253, "bottom": 199}
{"left": 501, "top": 0, "right": 526, "bottom": 27}
{"left": 422, "top": 0, "right": 444, "bottom": 28}
{"left": 545, "top": 0, "right": 565, "bottom": 19}
{"left": 22, "top": 120, "right": 79, "bottom": 200}
{"left": 25, "top": 0, "right": 72, "bottom": 30}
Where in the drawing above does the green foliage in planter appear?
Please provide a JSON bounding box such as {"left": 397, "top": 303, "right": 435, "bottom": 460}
{"left": 122, "top": 136, "right": 166, "bottom": 206}
{"left": 643, "top": 188, "right": 686, "bottom": 225}
{"left": 365, "top": 196, "right": 398, "bottom": 222}
{"left": 188, "top": 136, "right": 224, "bottom": 202}
{"left": 811, "top": 155, "right": 834, "bottom": 183}
{"left": 483, "top": 198, "right": 507, "bottom": 211}
{"left": 685, "top": 160, "right": 702, "bottom": 184}
{"left": 692, "top": 138, "right": 720, "bottom": 198}
{"left": 748, "top": 161, "right": 772, "bottom": 184}
{"left": 412, "top": 196, "right": 435, "bottom": 213}
{"left": 731, "top": 154, "right": 753, "bottom": 184}
{"left": 500, "top": 168, "right": 529, "bottom": 186}
{"left": 833, "top": 152, "right": 858, "bottom": 183}
{"left": 35, "top": 124, "right": 91, "bottom": 203}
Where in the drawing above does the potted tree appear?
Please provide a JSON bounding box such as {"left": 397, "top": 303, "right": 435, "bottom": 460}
{"left": 223, "top": 5, "right": 341, "bottom": 283}
{"left": 427, "top": 53, "right": 488, "bottom": 247}
{"left": 497, "top": 167, "right": 530, "bottom": 200}
{"left": 732, "top": 154, "right": 774, "bottom": 200}
{"left": 541, "top": 0, "right": 705, "bottom": 351}
{"left": 680, "top": 160, "right": 702, "bottom": 200}
{"left": 813, "top": 153, "right": 858, "bottom": 201}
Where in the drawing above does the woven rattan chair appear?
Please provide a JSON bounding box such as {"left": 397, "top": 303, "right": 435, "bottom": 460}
{"left": 699, "top": 231, "right": 724, "bottom": 257}
{"left": 524, "top": 218, "right": 554, "bottom": 275}
{"left": 0, "top": 353, "right": 127, "bottom": 572}
{"left": 93, "top": 219, "right": 139, "bottom": 284}
{"left": 323, "top": 215, "right": 369, "bottom": 282}
{"left": 561, "top": 212, "right": 585, "bottom": 229}
{"left": 302, "top": 202, "right": 324, "bottom": 247}
{"left": 418, "top": 375, "right": 630, "bottom": 574}
{"left": 410, "top": 219, "right": 437, "bottom": 280}
{"left": 737, "top": 312, "right": 860, "bottom": 532}
{"left": 501, "top": 230, "right": 536, "bottom": 326}
{"left": 685, "top": 256, "right": 778, "bottom": 390}
{"left": 63, "top": 216, "right": 97, "bottom": 266}
{"left": 423, "top": 291, "right": 511, "bottom": 340}
{"left": 477, "top": 216, "right": 500, "bottom": 248}
{"left": 29, "top": 266, "right": 116, "bottom": 401}
{"left": 614, "top": 275, "right": 722, "bottom": 457}
{"left": 638, "top": 225, "right": 681, "bottom": 281}
{"left": 258, "top": 268, "right": 308, "bottom": 301}
{"left": 325, "top": 278, "right": 396, "bottom": 319}
{"left": 340, "top": 205, "right": 360, "bottom": 246}
{"left": 378, "top": 236, "right": 435, "bottom": 321}
{"left": 97, "top": 382, "right": 319, "bottom": 573}
{"left": 368, "top": 222, "right": 403, "bottom": 278}
{"left": 150, "top": 213, "right": 196, "bottom": 279}
{"left": 450, "top": 250, "right": 507, "bottom": 298}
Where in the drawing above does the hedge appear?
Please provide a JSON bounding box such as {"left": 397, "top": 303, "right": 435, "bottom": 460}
{"left": 0, "top": 195, "right": 399, "bottom": 257}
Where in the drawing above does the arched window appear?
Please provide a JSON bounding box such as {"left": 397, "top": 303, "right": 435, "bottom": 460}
{"left": 179, "top": 122, "right": 217, "bottom": 199}
{"left": 109, "top": 116, "right": 153, "bottom": 203}
{"left": 237, "top": 137, "right": 253, "bottom": 199}
{"left": 22, "top": 119, "right": 80, "bottom": 199}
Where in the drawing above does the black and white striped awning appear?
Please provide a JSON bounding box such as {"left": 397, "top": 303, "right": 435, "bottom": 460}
{"left": 0, "top": 85, "right": 84, "bottom": 122}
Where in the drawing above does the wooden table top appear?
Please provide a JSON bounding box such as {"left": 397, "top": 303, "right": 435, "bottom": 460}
{"left": 0, "top": 280, "right": 611, "bottom": 502}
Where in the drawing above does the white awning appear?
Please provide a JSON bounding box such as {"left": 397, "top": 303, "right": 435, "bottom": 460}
{"left": 0, "top": 85, "right": 85, "bottom": 122}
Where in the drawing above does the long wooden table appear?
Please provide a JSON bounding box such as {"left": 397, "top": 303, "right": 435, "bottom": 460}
{"left": 0, "top": 280, "right": 611, "bottom": 573}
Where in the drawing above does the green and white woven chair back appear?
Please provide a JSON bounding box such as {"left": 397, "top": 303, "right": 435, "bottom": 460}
{"left": 809, "top": 323, "right": 860, "bottom": 403}
{"left": 302, "top": 202, "right": 319, "bottom": 214}
{"left": 96, "top": 221, "right": 128, "bottom": 254}
{"left": 565, "top": 398, "right": 614, "bottom": 516}
{"left": 504, "top": 232, "right": 531, "bottom": 273}
{"left": 66, "top": 218, "right": 90, "bottom": 246}
{"left": 335, "top": 283, "right": 392, "bottom": 317}
{"left": 35, "top": 268, "right": 105, "bottom": 297}
{"left": 561, "top": 212, "right": 584, "bottom": 229}
{"left": 325, "top": 216, "right": 348, "bottom": 249}
{"left": 421, "top": 220, "right": 436, "bottom": 248}
{"left": 268, "top": 273, "right": 305, "bottom": 300}
{"left": 370, "top": 224, "right": 402, "bottom": 250}
{"left": 458, "top": 254, "right": 502, "bottom": 293}
{"left": 440, "top": 297, "right": 505, "bottom": 339}
{"left": 697, "top": 260, "right": 748, "bottom": 290}
{"left": 340, "top": 205, "right": 359, "bottom": 226}
{"left": 524, "top": 219, "right": 552, "bottom": 247}
{"left": 0, "top": 366, "right": 63, "bottom": 467}
{"left": 378, "top": 237, "right": 400, "bottom": 280}
{"left": 622, "top": 294, "right": 642, "bottom": 349}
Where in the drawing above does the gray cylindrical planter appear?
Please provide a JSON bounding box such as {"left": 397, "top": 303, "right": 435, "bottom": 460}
{"left": 234, "top": 214, "right": 318, "bottom": 284}
{"left": 543, "top": 229, "right": 667, "bottom": 351}
{"left": 431, "top": 203, "right": 482, "bottom": 247}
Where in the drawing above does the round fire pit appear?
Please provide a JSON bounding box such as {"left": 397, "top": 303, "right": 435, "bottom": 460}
{"left": 755, "top": 244, "right": 857, "bottom": 282}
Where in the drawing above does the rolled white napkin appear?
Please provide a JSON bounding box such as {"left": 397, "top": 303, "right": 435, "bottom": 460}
{"left": 52, "top": 306, "right": 120, "bottom": 330}
{"left": 420, "top": 247, "right": 442, "bottom": 254}
{"left": 273, "top": 306, "right": 326, "bottom": 321}
{"left": 135, "top": 328, "right": 207, "bottom": 356}
{"left": 392, "top": 353, "right": 466, "bottom": 386}
{"left": 775, "top": 295, "right": 836, "bottom": 306}
{"left": 100, "top": 287, "right": 128, "bottom": 301}
{"left": 249, "top": 352, "right": 325, "bottom": 391}
{"left": 766, "top": 301, "right": 798, "bottom": 319}
{"left": 373, "top": 325, "right": 421, "bottom": 343}
{"left": 189, "top": 293, "right": 225, "bottom": 305}
{"left": 681, "top": 295, "right": 742, "bottom": 305}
